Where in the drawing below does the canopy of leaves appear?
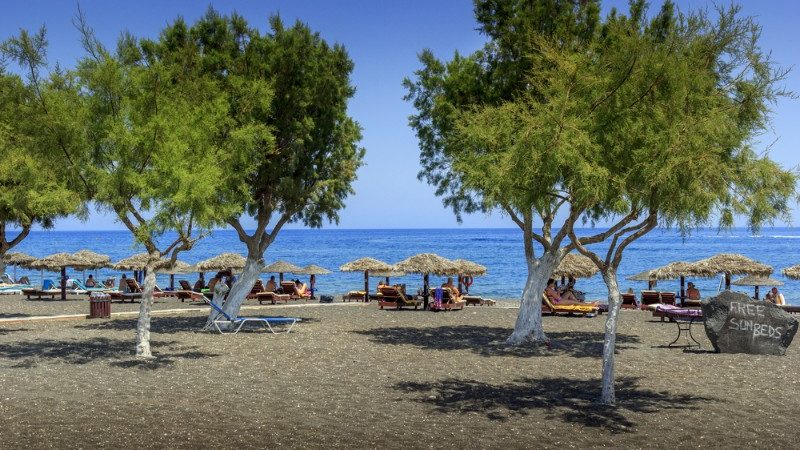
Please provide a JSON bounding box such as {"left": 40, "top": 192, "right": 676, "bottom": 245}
{"left": 405, "top": 0, "right": 796, "bottom": 235}
{"left": 145, "top": 9, "right": 365, "bottom": 244}
{"left": 0, "top": 69, "right": 83, "bottom": 241}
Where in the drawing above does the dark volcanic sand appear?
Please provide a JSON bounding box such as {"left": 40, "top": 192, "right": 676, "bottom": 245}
{"left": 0, "top": 298, "right": 796, "bottom": 448}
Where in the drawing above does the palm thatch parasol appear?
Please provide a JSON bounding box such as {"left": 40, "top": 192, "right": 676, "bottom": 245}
{"left": 30, "top": 253, "right": 90, "bottom": 300}
{"left": 647, "top": 260, "right": 715, "bottom": 301}
{"left": 72, "top": 250, "right": 111, "bottom": 285}
{"left": 3, "top": 252, "right": 36, "bottom": 280}
{"left": 452, "top": 258, "right": 487, "bottom": 294}
{"left": 394, "top": 253, "right": 459, "bottom": 308}
{"left": 294, "top": 264, "right": 331, "bottom": 299}
{"left": 112, "top": 253, "right": 154, "bottom": 271}
{"left": 783, "top": 264, "right": 800, "bottom": 280}
{"left": 370, "top": 269, "right": 406, "bottom": 285}
{"left": 263, "top": 260, "right": 303, "bottom": 283}
{"left": 196, "top": 253, "right": 247, "bottom": 272}
{"left": 626, "top": 270, "right": 658, "bottom": 289}
{"left": 553, "top": 254, "right": 597, "bottom": 280}
{"left": 340, "top": 257, "right": 392, "bottom": 302}
{"left": 692, "top": 253, "right": 773, "bottom": 290}
{"left": 732, "top": 274, "right": 784, "bottom": 300}
{"left": 156, "top": 260, "right": 195, "bottom": 289}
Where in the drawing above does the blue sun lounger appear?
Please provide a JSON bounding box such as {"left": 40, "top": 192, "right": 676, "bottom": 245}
{"left": 204, "top": 297, "right": 300, "bottom": 335}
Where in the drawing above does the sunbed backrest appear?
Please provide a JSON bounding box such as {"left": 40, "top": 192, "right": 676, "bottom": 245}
{"left": 43, "top": 279, "right": 55, "bottom": 290}
{"left": 621, "top": 293, "right": 637, "bottom": 304}
{"left": 640, "top": 290, "right": 661, "bottom": 305}
{"left": 179, "top": 280, "right": 192, "bottom": 291}
{"left": 281, "top": 281, "right": 297, "bottom": 294}
{"left": 251, "top": 280, "right": 264, "bottom": 294}
{"left": 126, "top": 278, "right": 143, "bottom": 293}
{"left": 204, "top": 297, "right": 234, "bottom": 321}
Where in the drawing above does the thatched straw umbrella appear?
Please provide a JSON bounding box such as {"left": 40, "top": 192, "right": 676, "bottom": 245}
{"left": 3, "top": 252, "right": 35, "bottom": 281}
{"left": 29, "top": 252, "right": 89, "bottom": 300}
{"left": 553, "top": 253, "right": 597, "bottom": 285}
{"left": 113, "top": 253, "right": 172, "bottom": 286}
{"left": 647, "top": 261, "right": 710, "bottom": 301}
{"left": 394, "top": 253, "right": 459, "bottom": 309}
{"left": 626, "top": 270, "right": 658, "bottom": 290}
{"left": 295, "top": 264, "right": 331, "bottom": 299}
{"left": 196, "top": 253, "right": 247, "bottom": 272}
{"left": 692, "top": 253, "right": 772, "bottom": 290}
{"left": 340, "top": 257, "right": 392, "bottom": 302}
{"left": 263, "top": 260, "right": 303, "bottom": 283}
{"left": 156, "top": 260, "right": 195, "bottom": 290}
{"left": 732, "top": 275, "right": 784, "bottom": 300}
{"left": 73, "top": 250, "right": 111, "bottom": 285}
{"left": 370, "top": 269, "right": 406, "bottom": 286}
{"left": 452, "top": 258, "right": 487, "bottom": 294}
{"left": 783, "top": 264, "right": 800, "bottom": 280}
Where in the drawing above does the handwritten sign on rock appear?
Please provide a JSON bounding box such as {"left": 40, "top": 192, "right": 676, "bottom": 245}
{"left": 702, "top": 290, "right": 798, "bottom": 355}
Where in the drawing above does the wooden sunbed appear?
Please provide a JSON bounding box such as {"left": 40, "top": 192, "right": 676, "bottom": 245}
{"left": 343, "top": 291, "right": 367, "bottom": 302}
{"left": 542, "top": 293, "right": 599, "bottom": 316}
{"left": 434, "top": 287, "right": 466, "bottom": 311}
{"left": 639, "top": 290, "right": 661, "bottom": 309}
{"left": 22, "top": 288, "right": 60, "bottom": 300}
{"left": 621, "top": 292, "right": 638, "bottom": 309}
{"left": 659, "top": 292, "right": 676, "bottom": 305}
{"left": 378, "top": 286, "right": 422, "bottom": 310}
{"left": 280, "top": 281, "right": 311, "bottom": 300}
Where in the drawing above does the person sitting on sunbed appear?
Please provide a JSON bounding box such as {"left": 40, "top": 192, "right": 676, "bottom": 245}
{"left": 441, "top": 277, "right": 460, "bottom": 297}
{"left": 295, "top": 279, "right": 308, "bottom": 296}
{"left": 120, "top": 274, "right": 130, "bottom": 293}
{"left": 18, "top": 276, "right": 30, "bottom": 285}
{"left": 265, "top": 276, "right": 277, "bottom": 292}
{"left": 545, "top": 278, "right": 582, "bottom": 304}
{"left": 193, "top": 278, "right": 205, "bottom": 292}
{"left": 85, "top": 275, "right": 96, "bottom": 287}
{"left": 765, "top": 287, "right": 785, "bottom": 305}
{"left": 560, "top": 276, "right": 585, "bottom": 301}
{"left": 686, "top": 282, "right": 700, "bottom": 300}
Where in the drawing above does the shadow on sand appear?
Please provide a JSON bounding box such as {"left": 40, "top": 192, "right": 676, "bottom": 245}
{"left": 0, "top": 337, "right": 218, "bottom": 370}
{"left": 354, "top": 325, "right": 640, "bottom": 358}
{"left": 77, "top": 314, "right": 319, "bottom": 334}
{"left": 394, "top": 376, "right": 716, "bottom": 432}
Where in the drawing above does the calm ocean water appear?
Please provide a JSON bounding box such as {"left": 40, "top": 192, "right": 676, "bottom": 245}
{"left": 5, "top": 227, "right": 800, "bottom": 305}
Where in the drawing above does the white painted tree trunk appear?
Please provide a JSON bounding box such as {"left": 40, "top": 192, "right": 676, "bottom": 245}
{"left": 135, "top": 264, "right": 157, "bottom": 358}
{"left": 599, "top": 270, "right": 622, "bottom": 405}
{"left": 0, "top": 260, "right": 6, "bottom": 277}
{"left": 506, "top": 251, "right": 559, "bottom": 345}
{"left": 204, "top": 256, "right": 261, "bottom": 328}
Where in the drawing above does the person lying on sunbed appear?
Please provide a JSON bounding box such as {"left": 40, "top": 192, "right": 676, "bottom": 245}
{"left": 765, "top": 287, "right": 785, "bottom": 305}
{"left": 545, "top": 279, "right": 582, "bottom": 304}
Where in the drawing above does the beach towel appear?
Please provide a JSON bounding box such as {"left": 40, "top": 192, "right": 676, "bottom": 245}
{"left": 431, "top": 288, "right": 443, "bottom": 311}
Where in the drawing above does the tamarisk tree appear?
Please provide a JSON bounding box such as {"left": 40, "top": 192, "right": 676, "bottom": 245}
{"left": 558, "top": 2, "right": 796, "bottom": 404}
{"left": 0, "top": 39, "right": 84, "bottom": 275}
{"left": 141, "top": 10, "right": 364, "bottom": 324}
{"left": 4, "top": 18, "right": 231, "bottom": 357}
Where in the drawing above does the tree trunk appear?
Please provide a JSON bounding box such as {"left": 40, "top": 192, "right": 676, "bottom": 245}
{"left": 506, "top": 251, "right": 559, "bottom": 345}
{"left": 135, "top": 263, "right": 158, "bottom": 358}
{"left": 599, "top": 270, "right": 622, "bottom": 405}
{"left": 205, "top": 255, "right": 261, "bottom": 328}
{"left": 0, "top": 255, "right": 6, "bottom": 277}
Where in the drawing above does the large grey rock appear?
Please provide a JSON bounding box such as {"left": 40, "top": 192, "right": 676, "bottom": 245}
{"left": 702, "top": 291, "right": 798, "bottom": 355}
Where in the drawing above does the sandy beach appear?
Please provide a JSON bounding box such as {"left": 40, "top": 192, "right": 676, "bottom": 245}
{"left": 0, "top": 295, "right": 797, "bottom": 449}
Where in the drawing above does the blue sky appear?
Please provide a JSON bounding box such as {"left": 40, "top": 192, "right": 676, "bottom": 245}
{"left": 2, "top": 0, "right": 798, "bottom": 230}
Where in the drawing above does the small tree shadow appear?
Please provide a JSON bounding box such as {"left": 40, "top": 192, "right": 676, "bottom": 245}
{"left": 0, "top": 313, "right": 31, "bottom": 319}
{"left": 0, "top": 327, "right": 29, "bottom": 335}
{"left": 0, "top": 337, "right": 219, "bottom": 370}
{"left": 394, "top": 376, "right": 717, "bottom": 432}
{"left": 77, "top": 314, "right": 319, "bottom": 334}
{"left": 353, "top": 326, "right": 640, "bottom": 358}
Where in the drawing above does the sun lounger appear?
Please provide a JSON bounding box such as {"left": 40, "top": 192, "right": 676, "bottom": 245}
{"left": 463, "top": 295, "right": 495, "bottom": 306}
{"left": 203, "top": 297, "right": 300, "bottom": 334}
{"left": 621, "top": 292, "right": 638, "bottom": 309}
{"left": 176, "top": 290, "right": 206, "bottom": 302}
{"left": 542, "top": 293, "right": 599, "bottom": 316}
{"left": 280, "top": 281, "right": 311, "bottom": 300}
{"left": 22, "top": 288, "right": 61, "bottom": 300}
{"left": 639, "top": 290, "right": 661, "bottom": 309}
{"left": 659, "top": 292, "right": 676, "bottom": 306}
{"left": 343, "top": 291, "right": 366, "bottom": 302}
{"left": 377, "top": 286, "right": 422, "bottom": 310}
{"left": 430, "top": 287, "right": 465, "bottom": 311}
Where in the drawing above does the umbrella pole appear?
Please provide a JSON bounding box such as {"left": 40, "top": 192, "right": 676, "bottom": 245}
{"left": 385, "top": 276, "right": 390, "bottom": 285}
{"left": 170, "top": 274, "right": 175, "bottom": 290}
{"left": 458, "top": 274, "right": 463, "bottom": 294}
{"left": 60, "top": 267, "right": 67, "bottom": 301}
{"left": 754, "top": 285, "right": 759, "bottom": 300}
{"left": 725, "top": 273, "right": 731, "bottom": 290}
{"left": 364, "top": 271, "right": 369, "bottom": 302}
{"left": 13, "top": 264, "right": 17, "bottom": 281}
{"left": 310, "top": 274, "right": 316, "bottom": 299}
{"left": 423, "top": 273, "right": 429, "bottom": 310}
{"left": 279, "top": 272, "right": 284, "bottom": 283}
{"left": 679, "top": 276, "right": 685, "bottom": 304}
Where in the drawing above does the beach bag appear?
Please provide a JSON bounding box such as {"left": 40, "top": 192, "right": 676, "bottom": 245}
{"left": 319, "top": 295, "right": 333, "bottom": 303}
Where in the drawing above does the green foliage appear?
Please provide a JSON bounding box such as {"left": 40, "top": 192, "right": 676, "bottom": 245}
{"left": 143, "top": 9, "right": 365, "bottom": 253}
{"left": 405, "top": 0, "right": 796, "bottom": 247}
{"left": 0, "top": 66, "right": 82, "bottom": 250}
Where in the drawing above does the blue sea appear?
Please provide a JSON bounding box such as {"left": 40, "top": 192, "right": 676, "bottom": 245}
{"left": 5, "top": 227, "right": 800, "bottom": 305}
